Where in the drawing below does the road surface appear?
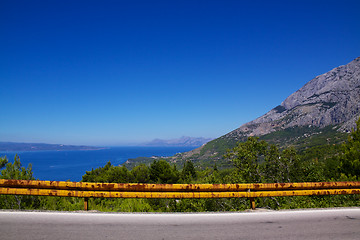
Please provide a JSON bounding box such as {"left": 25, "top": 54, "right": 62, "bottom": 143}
{"left": 1, "top": 208, "right": 359, "bottom": 240}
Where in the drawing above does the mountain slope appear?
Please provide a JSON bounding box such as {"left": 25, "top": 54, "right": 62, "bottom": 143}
{"left": 228, "top": 56, "right": 360, "bottom": 139}
{"left": 170, "top": 57, "right": 360, "bottom": 167}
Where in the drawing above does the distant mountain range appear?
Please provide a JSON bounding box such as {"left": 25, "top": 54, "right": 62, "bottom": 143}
{"left": 0, "top": 137, "right": 212, "bottom": 152}
{"left": 166, "top": 57, "right": 360, "bottom": 167}
{"left": 144, "top": 136, "right": 213, "bottom": 147}
{"left": 0, "top": 142, "right": 103, "bottom": 152}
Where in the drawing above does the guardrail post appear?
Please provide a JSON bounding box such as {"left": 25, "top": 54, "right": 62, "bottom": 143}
{"left": 249, "top": 197, "right": 255, "bottom": 210}
{"left": 84, "top": 197, "right": 89, "bottom": 211}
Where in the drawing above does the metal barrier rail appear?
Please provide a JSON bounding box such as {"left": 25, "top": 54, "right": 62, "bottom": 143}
{"left": 1, "top": 179, "right": 359, "bottom": 210}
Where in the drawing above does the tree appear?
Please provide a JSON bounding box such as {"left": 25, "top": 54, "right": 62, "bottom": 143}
{"left": 224, "top": 137, "right": 267, "bottom": 183}
{"left": 225, "top": 137, "right": 303, "bottom": 183}
{"left": 149, "top": 160, "right": 179, "bottom": 184}
{"left": 0, "top": 154, "right": 33, "bottom": 180}
{"left": 82, "top": 161, "right": 134, "bottom": 183}
{"left": 339, "top": 117, "right": 360, "bottom": 177}
{"left": 82, "top": 161, "right": 113, "bottom": 182}
{"left": 107, "top": 166, "right": 134, "bottom": 183}
{"left": 264, "top": 144, "right": 281, "bottom": 183}
{"left": 131, "top": 164, "right": 150, "bottom": 183}
{"left": 181, "top": 161, "right": 196, "bottom": 182}
{"left": 0, "top": 155, "right": 37, "bottom": 209}
{"left": 279, "top": 147, "right": 301, "bottom": 182}
{"left": 0, "top": 157, "right": 8, "bottom": 169}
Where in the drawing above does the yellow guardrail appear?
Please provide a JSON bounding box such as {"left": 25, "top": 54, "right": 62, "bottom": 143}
{"left": 1, "top": 179, "right": 359, "bottom": 210}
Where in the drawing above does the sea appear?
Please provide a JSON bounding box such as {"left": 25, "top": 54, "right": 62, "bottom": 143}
{"left": 0, "top": 146, "right": 195, "bottom": 182}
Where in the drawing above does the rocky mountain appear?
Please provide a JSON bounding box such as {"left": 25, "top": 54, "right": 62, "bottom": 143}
{"left": 144, "top": 136, "right": 213, "bottom": 147}
{"left": 170, "top": 57, "right": 360, "bottom": 167}
{"left": 227, "top": 56, "right": 360, "bottom": 140}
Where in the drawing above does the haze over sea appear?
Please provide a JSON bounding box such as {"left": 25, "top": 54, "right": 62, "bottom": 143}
{"left": 0, "top": 147, "right": 194, "bottom": 181}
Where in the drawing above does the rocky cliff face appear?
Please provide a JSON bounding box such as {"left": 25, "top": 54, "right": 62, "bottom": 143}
{"left": 226, "top": 57, "right": 360, "bottom": 140}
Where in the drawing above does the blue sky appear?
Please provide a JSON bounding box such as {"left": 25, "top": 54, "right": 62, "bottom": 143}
{"left": 1, "top": 0, "right": 359, "bottom": 146}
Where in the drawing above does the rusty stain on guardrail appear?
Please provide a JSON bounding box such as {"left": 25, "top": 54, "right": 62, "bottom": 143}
{"left": 1, "top": 179, "right": 359, "bottom": 210}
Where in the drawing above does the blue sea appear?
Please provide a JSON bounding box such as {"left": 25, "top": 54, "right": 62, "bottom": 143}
{"left": 0, "top": 146, "right": 195, "bottom": 182}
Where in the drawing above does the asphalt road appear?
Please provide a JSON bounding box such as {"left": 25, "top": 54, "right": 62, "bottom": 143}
{"left": 1, "top": 208, "right": 359, "bottom": 240}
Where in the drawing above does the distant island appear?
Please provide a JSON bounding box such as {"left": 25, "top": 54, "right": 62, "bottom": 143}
{"left": 143, "top": 136, "right": 213, "bottom": 147}
{"left": 0, "top": 142, "right": 103, "bottom": 152}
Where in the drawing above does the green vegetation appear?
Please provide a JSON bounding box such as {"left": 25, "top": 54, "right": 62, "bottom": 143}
{"left": 0, "top": 155, "right": 39, "bottom": 209}
{"left": 156, "top": 124, "right": 348, "bottom": 171}
{"left": 1, "top": 118, "right": 360, "bottom": 212}
{"left": 259, "top": 125, "right": 348, "bottom": 150}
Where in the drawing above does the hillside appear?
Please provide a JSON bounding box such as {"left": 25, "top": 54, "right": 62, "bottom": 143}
{"left": 165, "top": 57, "right": 360, "bottom": 168}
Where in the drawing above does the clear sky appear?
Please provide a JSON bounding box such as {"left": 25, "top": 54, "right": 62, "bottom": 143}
{"left": 1, "top": 0, "right": 359, "bottom": 146}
